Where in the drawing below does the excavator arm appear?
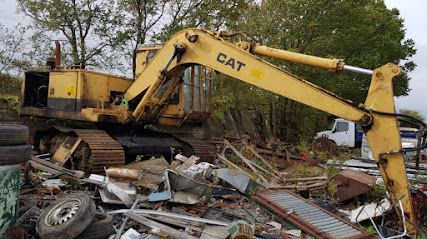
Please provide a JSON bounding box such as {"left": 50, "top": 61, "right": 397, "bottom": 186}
{"left": 124, "top": 29, "right": 415, "bottom": 233}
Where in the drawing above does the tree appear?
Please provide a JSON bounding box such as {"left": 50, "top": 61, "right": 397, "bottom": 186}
{"left": 118, "top": 0, "right": 249, "bottom": 77}
{"left": 17, "top": 0, "right": 126, "bottom": 69}
{"left": 0, "top": 24, "right": 27, "bottom": 74}
{"left": 210, "top": 0, "right": 416, "bottom": 142}
{"left": 399, "top": 109, "right": 425, "bottom": 127}
{"left": 117, "top": 0, "right": 168, "bottom": 76}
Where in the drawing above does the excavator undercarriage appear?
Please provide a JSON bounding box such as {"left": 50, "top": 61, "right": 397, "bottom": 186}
{"left": 33, "top": 125, "right": 216, "bottom": 175}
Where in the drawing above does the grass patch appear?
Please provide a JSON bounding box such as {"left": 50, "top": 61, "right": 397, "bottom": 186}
{"left": 287, "top": 163, "right": 324, "bottom": 178}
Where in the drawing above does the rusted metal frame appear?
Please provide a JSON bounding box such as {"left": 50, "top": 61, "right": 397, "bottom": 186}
{"left": 246, "top": 158, "right": 279, "bottom": 180}
{"left": 222, "top": 139, "right": 269, "bottom": 183}
{"left": 242, "top": 141, "right": 281, "bottom": 177}
{"left": 254, "top": 190, "right": 372, "bottom": 239}
{"left": 216, "top": 154, "right": 253, "bottom": 178}
{"left": 216, "top": 154, "right": 271, "bottom": 189}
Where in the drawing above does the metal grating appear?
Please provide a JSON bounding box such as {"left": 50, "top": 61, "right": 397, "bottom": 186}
{"left": 254, "top": 190, "right": 372, "bottom": 239}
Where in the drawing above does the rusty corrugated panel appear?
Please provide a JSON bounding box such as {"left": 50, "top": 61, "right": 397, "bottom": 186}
{"left": 332, "top": 169, "right": 376, "bottom": 202}
{"left": 254, "top": 190, "right": 372, "bottom": 239}
{"left": 74, "top": 129, "right": 125, "bottom": 174}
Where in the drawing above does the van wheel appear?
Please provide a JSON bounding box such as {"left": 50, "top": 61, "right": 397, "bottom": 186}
{"left": 36, "top": 193, "right": 96, "bottom": 239}
{"left": 0, "top": 124, "right": 29, "bottom": 146}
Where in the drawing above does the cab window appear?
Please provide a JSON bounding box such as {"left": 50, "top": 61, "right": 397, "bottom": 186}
{"left": 335, "top": 122, "right": 349, "bottom": 132}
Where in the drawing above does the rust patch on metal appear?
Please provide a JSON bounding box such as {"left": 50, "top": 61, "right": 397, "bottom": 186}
{"left": 332, "top": 169, "right": 376, "bottom": 202}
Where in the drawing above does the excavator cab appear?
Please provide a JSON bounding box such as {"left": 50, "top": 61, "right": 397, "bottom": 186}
{"left": 20, "top": 44, "right": 211, "bottom": 126}
{"left": 135, "top": 45, "right": 211, "bottom": 126}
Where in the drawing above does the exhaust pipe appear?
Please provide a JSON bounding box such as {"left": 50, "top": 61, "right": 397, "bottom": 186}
{"left": 55, "top": 40, "right": 61, "bottom": 69}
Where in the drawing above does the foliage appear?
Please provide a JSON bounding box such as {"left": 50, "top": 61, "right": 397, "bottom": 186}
{"left": 296, "top": 140, "right": 310, "bottom": 155}
{"left": 287, "top": 164, "right": 323, "bottom": 177}
{"left": 0, "top": 95, "right": 20, "bottom": 112}
{"left": 326, "top": 164, "right": 342, "bottom": 180}
{"left": 366, "top": 184, "right": 387, "bottom": 201}
{"left": 366, "top": 225, "right": 378, "bottom": 235}
{"left": 0, "top": 24, "right": 29, "bottom": 74}
{"left": 0, "top": 73, "right": 21, "bottom": 96}
{"left": 327, "top": 181, "right": 338, "bottom": 198}
{"left": 118, "top": 0, "right": 249, "bottom": 76}
{"left": 399, "top": 109, "right": 426, "bottom": 127}
{"left": 17, "top": 0, "right": 126, "bottom": 70}
{"left": 210, "top": 0, "right": 416, "bottom": 142}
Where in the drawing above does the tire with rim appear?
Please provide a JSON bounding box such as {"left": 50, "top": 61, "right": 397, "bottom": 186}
{"left": 76, "top": 213, "right": 114, "bottom": 239}
{"left": 0, "top": 144, "right": 32, "bottom": 166}
{"left": 0, "top": 124, "right": 29, "bottom": 146}
{"left": 36, "top": 193, "right": 96, "bottom": 239}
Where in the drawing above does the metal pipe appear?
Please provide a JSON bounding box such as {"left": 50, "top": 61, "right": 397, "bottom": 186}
{"left": 55, "top": 40, "right": 61, "bottom": 69}
{"left": 252, "top": 45, "right": 344, "bottom": 72}
{"left": 343, "top": 65, "right": 373, "bottom": 75}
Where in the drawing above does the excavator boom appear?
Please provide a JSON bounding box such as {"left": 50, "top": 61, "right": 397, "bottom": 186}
{"left": 123, "top": 28, "right": 415, "bottom": 233}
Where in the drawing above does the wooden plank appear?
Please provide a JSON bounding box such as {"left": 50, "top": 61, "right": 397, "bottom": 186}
{"left": 52, "top": 137, "right": 82, "bottom": 165}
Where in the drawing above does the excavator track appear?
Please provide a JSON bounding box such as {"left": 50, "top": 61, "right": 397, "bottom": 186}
{"left": 73, "top": 129, "right": 125, "bottom": 174}
{"left": 177, "top": 137, "right": 217, "bottom": 162}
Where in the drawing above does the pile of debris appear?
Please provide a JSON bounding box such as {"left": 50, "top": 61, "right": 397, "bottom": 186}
{"left": 4, "top": 137, "right": 427, "bottom": 239}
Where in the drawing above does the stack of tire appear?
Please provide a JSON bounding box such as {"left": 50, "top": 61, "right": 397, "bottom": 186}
{"left": 0, "top": 123, "right": 32, "bottom": 236}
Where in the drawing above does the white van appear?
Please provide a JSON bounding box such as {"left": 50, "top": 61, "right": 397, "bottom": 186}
{"left": 361, "top": 127, "right": 419, "bottom": 161}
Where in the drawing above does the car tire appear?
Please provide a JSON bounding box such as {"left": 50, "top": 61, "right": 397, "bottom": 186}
{"left": 36, "top": 193, "right": 96, "bottom": 239}
{"left": 76, "top": 213, "right": 114, "bottom": 239}
{"left": 0, "top": 124, "right": 29, "bottom": 146}
{"left": 0, "top": 144, "right": 32, "bottom": 166}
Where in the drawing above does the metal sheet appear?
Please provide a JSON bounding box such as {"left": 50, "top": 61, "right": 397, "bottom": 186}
{"left": 332, "top": 169, "right": 376, "bottom": 202}
{"left": 254, "top": 190, "right": 372, "bottom": 239}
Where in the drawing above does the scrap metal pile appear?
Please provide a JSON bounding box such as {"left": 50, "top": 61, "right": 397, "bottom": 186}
{"left": 2, "top": 132, "right": 427, "bottom": 239}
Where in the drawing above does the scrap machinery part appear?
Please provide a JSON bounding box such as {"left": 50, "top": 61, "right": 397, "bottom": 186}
{"left": 254, "top": 190, "right": 372, "bottom": 239}
{"left": 73, "top": 129, "right": 125, "bottom": 175}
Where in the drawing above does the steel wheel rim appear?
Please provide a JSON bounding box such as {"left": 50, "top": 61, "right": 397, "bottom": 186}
{"left": 45, "top": 198, "right": 82, "bottom": 226}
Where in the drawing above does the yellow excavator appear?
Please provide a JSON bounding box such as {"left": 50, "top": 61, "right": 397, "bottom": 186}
{"left": 20, "top": 28, "right": 422, "bottom": 234}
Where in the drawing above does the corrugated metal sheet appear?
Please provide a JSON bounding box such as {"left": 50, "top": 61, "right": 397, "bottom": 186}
{"left": 254, "top": 190, "right": 372, "bottom": 239}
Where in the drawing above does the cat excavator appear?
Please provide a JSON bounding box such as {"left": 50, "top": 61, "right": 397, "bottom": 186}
{"left": 20, "top": 28, "right": 423, "bottom": 234}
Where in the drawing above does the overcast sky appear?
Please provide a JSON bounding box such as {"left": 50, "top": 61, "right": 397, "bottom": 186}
{"left": 1, "top": 0, "right": 426, "bottom": 118}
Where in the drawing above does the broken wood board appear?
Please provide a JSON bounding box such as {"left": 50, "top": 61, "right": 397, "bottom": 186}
{"left": 124, "top": 156, "right": 170, "bottom": 191}
{"left": 52, "top": 137, "right": 81, "bottom": 165}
